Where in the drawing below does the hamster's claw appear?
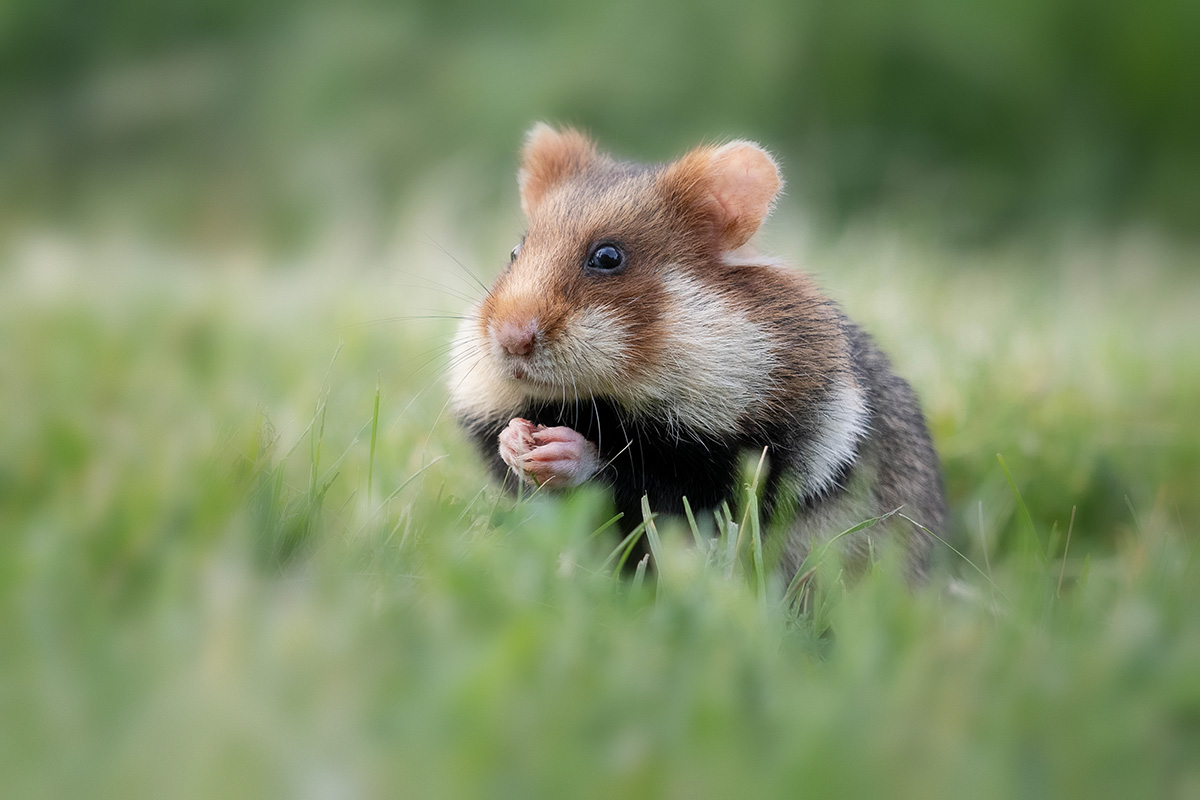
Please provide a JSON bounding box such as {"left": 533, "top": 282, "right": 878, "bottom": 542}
{"left": 499, "top": 418, "right": 538, "bottom": 468}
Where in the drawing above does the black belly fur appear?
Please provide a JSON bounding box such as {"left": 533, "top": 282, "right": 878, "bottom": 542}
{"left": 465, "top": 397, "right": 746, "bottom": 527}
{"left": 460, "top": 395, "right": 850, "bottom": 541}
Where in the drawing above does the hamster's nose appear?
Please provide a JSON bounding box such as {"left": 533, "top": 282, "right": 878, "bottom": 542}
{"left": 494, "top": 318, "right": 539, "bottom": 356}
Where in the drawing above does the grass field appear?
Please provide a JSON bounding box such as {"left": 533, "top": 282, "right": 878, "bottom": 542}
{"left": 2, "top": 212, "right": 1198, "bottom": 798}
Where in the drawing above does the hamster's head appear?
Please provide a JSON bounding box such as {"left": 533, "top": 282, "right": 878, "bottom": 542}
{"left": 452, "top": 123, "right": 783, "bottom": 419}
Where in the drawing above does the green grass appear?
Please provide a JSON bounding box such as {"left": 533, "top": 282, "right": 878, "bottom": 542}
{"left": 1, "top": 223, "right": 1198, "bottom": 798}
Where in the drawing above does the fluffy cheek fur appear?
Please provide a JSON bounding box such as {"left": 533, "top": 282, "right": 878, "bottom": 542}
{"left": 532, "top": 306, "right": 635, "bottom": 396}
{"left": 447, "top": 303, "right": 637, "bottom": 423}
{"left": 638, "top": 271, "right": 779, "bottom": 436}
{"left": 447, "top": 310, "right": 525, "bottom": 424}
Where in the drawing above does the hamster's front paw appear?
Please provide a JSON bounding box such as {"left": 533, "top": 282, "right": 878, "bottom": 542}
{"left": 498, "top": 419, "right": 599, "bottom": 488}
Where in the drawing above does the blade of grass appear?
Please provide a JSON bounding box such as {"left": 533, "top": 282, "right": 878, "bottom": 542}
{"left": 997, "top": 453, "right": 1043, "bottom": 562}
{"left": 367, "top": 372, "right": 380, "bottom": 507}
{"left": 639, "top": 495, "right": 664, "bottom": 567}
{"left": 734, "top": 447, "right": 770, "bottom": 563}
{"left": 1125, "top": 495, "right": 1142, "bottom": 534}
{"left": 355, "top": 455, "right": 449, "bottom": 533}
{"left": 782, "top": 507, "right": 904, "bottom": 607}
{"left": 721, "top": 502, "right": 738, "bottom": 578}
{"left": 640, "top": 496, "right": 665, "bottom": 600}
{"left": 603, "top": 518, "right": 652, "bottom": 572}
{"left": 748, "top": 491, "right": 766, "bottom": 604}
{"left": 310, "top": 394, "right": 327, "bottom": 500}
{"left": 682, "top": 496, "right": 704, "bottom": 549}
{"left": 452, "top": 485, "right": 489, "bottom": 527}
{"left": 899, "top": 512, "right": 1012, "bottom": 606}
{"left": 1044, "top": 520, "right": 1060, "bottom": 566}
{"left": 978, "top": 500, "right": 992, "bottom": 580}
{"left": 1057, "top": 505, "right": 1077, "bottom": 597}
{"left": 586, "top": 512, "right": 626, "bottom": 543}
{"left": 307, "top": 342, "right": 344, "bottom": 493}
{"left": 631, "top": 554, "right": 649, "bottom": 593}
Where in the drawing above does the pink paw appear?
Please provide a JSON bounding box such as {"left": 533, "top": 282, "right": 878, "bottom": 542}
{"left": 498, "top": 418, "right": 600, "bottom": 489}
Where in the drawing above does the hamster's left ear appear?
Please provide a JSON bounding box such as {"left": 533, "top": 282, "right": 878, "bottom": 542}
{"left": 518, "top": 123, "right": 599, "bottom": 216}
{"left": 662, "top": 140, "right": 783, "bottom": 249}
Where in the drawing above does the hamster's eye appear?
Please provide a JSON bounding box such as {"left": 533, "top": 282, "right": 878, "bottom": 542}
{"left": 510, "top": 242, "right": 522, "bottom": 262}
{"left": 586, "top": 244, "right": 625, "bottom": 273}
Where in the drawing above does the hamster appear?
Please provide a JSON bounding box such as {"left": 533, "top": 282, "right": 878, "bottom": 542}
{"left": 448, "top": 123, "right": 945, "bottom": 582}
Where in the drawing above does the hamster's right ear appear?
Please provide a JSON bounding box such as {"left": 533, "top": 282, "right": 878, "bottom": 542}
{"left": 518, "top": 123, "right": 598, "bottom": 216}
{"left": 661, "top": 140, "right": 783, "bottom": 249}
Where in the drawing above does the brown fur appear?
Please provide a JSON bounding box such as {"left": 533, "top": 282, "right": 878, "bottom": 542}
{"left": 487, "top": 130, "right": 814, "bottom": 397}
{"left": 663, "top": 142, "right": 783, "bottom": 248}
{"left": 518, "top": 124, "right": 604, "bottom": 216}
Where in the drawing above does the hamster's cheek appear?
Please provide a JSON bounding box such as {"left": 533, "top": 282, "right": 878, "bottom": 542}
{"left": 561, "top": 306, "right": 631, "bottom": 373}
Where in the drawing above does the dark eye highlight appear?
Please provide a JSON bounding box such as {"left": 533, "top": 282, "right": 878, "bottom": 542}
{"left": 586, "top": 244, "right": 625, "bottom": 273}
{"left": 510, "top": 241, "right": 522, "bottom": 262}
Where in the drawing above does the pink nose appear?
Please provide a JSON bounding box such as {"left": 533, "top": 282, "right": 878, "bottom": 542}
{"left": 494, "top": 319, "right": 539, "bottom": 356}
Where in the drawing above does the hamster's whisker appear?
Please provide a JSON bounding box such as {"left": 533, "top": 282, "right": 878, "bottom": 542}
{"left": 590, "top": 392, "right": 602, "bottom": 456}
{"left": 387, "top": 346, "right": 485, "bottom": 436}
{"left": 597, "top": 437, "right": 633, "bottom": 477}
{"left": 403, "top": 342, "right": 460, "bottom": 383}
{"left": 570, "top": 376, "right": 582, "bottom": 431}
{"left": 421, "top": 234, "right": 490, "bottom": 295}
{"left": 384, "top": 267, "right": 484, "bottom": 304}
{"left": 336, "top": 315, "right": 474, "bottom": 333}
{"left": 421, "top": 355, "right": 484, "bottom": 454}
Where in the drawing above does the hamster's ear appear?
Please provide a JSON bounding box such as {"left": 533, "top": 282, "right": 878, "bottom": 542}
{"left": 662, "top": 141, "right": 783, "bottom": 249}
{"left": 518, "top": 123, "right": 598, "bottom": 216}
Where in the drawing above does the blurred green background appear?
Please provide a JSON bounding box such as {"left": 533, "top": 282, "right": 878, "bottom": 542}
{"left": 2, "top": 1, "right": 1199, "bottom": 797}
{"left": 4, "top": 0, "right": 1198, "bottom": 246}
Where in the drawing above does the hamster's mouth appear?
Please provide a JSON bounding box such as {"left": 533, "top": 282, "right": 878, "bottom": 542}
{"left": 499, "top": 354, "right": 555, "bottom": 386}
{"left": 506, "top": 362, "right": 549, "bottom": 384}
{"left": 503, "top": 364, "right": 570, "bottom": 396}
{"left": 496, "top": 352, "right": 605, "bottom": 397}
{"left": 509, "top": 369, "right": 560, "bottom": 390}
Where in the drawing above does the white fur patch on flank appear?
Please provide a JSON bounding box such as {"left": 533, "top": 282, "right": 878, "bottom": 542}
{"left": 802, "top": 378, "right": 869, "bottom": 497}
{"left": 614, "top": 271, "right": 778, "bottom": 437}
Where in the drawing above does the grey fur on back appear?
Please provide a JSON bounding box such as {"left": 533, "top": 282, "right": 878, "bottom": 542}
{"left": 777, "top": 319, "right": 945, "bottom": 583}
